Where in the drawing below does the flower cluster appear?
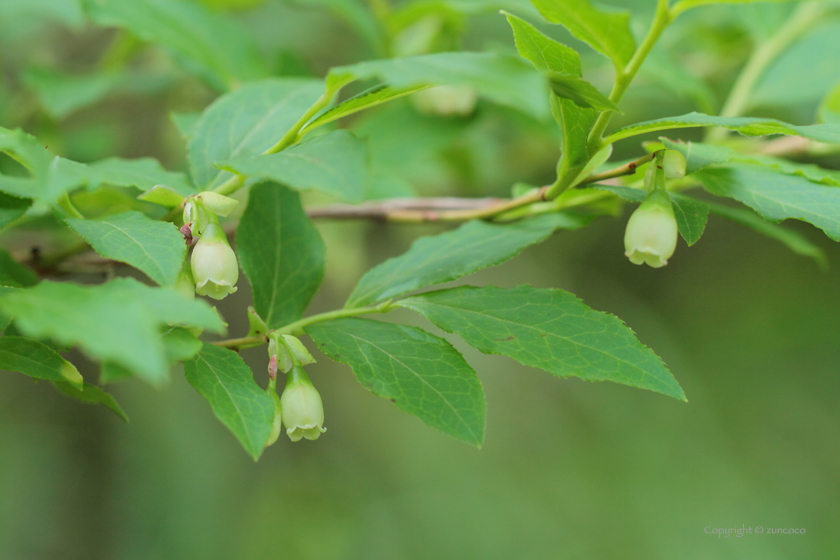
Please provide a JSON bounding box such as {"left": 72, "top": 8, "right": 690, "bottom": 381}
{"left": 179, "top": 192, "right": 240, "bottom": 300}
{"left": 265, "top": 334, "right": 326, "bottom": 445}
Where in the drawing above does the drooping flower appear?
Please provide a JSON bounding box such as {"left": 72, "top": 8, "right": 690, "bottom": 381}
{"left": 190, "top": 222, "right": 239, "bottom": 300}
{"left": 624, "top": 189, "right": 678, "bottom": 268}
{"left": 280, "top": 367, "right": 326, "bottom": 442}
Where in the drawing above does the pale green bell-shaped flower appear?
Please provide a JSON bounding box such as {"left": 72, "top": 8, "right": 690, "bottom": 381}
{"left": 624, "top": 189, "right": 678, "bottom": 268}
{"left": 280, "top": 367, "right": 326, "bottom": 442}
{"left": 190, "top": 222, "right": 239, "bottom": 300}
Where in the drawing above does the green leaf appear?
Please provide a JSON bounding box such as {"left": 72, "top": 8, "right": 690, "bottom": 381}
{"left": 505, "top": 11, "right": 581, "bottom": 75}
{"left": 346, "top": 212, "right": 590, "bottom": 308}
{"left": 52, "top": 381, "right": 129, "bottom": 422}
{"left": 705, "top": 199, "right": 827, "bottom": 267}
{"left": 0, "top": 278, "right": 225, "bottom": 387}
{"left": 0, "top": 127, "right": 87, "bottom": 203}
{"left": 170, "top": 111, "right": 202, "bottom": 139}
{"left": 697, "top": 164, "right": 840, "bottom": 241}
{"left": 591, "top": 185, "right": 709, "bottom": 246}
{"left": 662, "top": 133, "right": 840, "bottom": 188}
{"left": 2, "top": 128, "right": 194, "bottom": 203}
{"left": 22, "top": 67, "right": 119, "bottom": 118}
{"left": 669, "top": 193, "right": 710, "bottom": 246}
{"left": 86, "top": 158, "right": 195, "bottom": 196}
{"left": 572, "top": 144, "right": 613, "bottom": 188}
{"left": 0, "top": 336, "right": 83, "bottom": 387}
{"left": 66, "top": 211, "right": 187, "bottom": 287}
{"left": 530, "top": 0, "right": 635, "bottom": 71}
{"left": 237, "top": 183, "right": 325, "bottom": 329}
{"left": 0, "top": 248, "right": 38, "bottom": 287}
{"left": 397, "top": 286, "right": 685, "bottom": 400}
{"left": 662, "top": 138, "right": 840, "bottom": 187}
{"left": 187, "top": 78, "right": 324, "bottom": 189}
{"left": 592, "top": 184, "right": 646, "bottom": 203}
{"left": 162, "top": 326, "right": 203, "bottom": 362}
{"left": 306, "top": 317, "right": 485, "bottom": 446}
{"left": 332, "top": 52, "right": 550, "bottom": 119}
{"left": 217, "top": 130, "right": 369, "bottom": 203}
{"left": 732, "top": 153, "right": 840, "bottom": 187}
{"left": 605, "top": 112, "right": 840, "bottom": 145}
{"left": 84, "top": 0, "right": 268, "bottom": 91}
{"left": 302, "top": 84, "right": 428, "bottom": 135}
{"left": 183, "top": 344, "right": 275, "bottom": 460}
{"left": 550, "top": 96, "right": 598, "bottom": 189}
{"left": 660, "top": 139, "right": 733, "bottom": 175}
{"left": 100, "top": 327, "right": 201, "bottom": 384}
{"left": 506, "top": 12, "right": 602, "bottom": 185}
{"left": 547, "top": 73, "right": 621, "bottom": 112}
{"left": 0, "top": 126, "right": 52, "bottom": 172}
{"left": 506, "top": 10, "right": 617, "bottom": 114}
{"left": 137, "top": 185, "right": 188, "bottom": 207}
{"left": 0, "top": 193, "right": 32, "bottom": 231}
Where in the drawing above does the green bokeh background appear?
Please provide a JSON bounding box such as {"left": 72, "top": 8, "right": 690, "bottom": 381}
{"left": 1, "top": 1, "right": 838, "bottom": 558}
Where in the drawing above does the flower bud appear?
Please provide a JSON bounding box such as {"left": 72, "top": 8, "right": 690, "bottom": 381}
{"left": 624, "top": 189, "right": 678, "bottom": 268}
{"left": 269, "top": 333, "right": 315, "bottom": 374}
{"left": 184, "top": 198, "right": 215, "bottom": 236}
{"left": 413, "top": 85, "right": 478, "bottom": 117}
{"left": 195, "top": 191, "right": 238, "bottom": 217}
{"left": 662, "top": 150, "right": 687, "bottom": 180}
{"left": 190, "top": 222, "right": 239, "bottom": 300}
{"left": 280, "top": 366, "right": 326, "bottom": 442}
{"left": 183, "top": 200, "right": 198, "bottom": 227}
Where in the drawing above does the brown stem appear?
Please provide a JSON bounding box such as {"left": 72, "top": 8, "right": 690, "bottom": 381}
{"left": 580, "top": 151, "right": 657, "bottom": 185}
{"left": 309, "top": 188, "right": 550, "bottom": 223}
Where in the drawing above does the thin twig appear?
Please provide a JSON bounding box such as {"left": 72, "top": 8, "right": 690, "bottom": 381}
{"left": 580, "top": 152, "right": 657, "bottom": 186}
{"left": 314, "top": 187, "right": 550, "bottom": 223}
{"left": 306, "top": 196, "right": 505, "bottom": 221}
{"left": 211, "top": 303, "right": 389, "bottom": 350}
{"left": 18, "top": 152, "right": 657, "bottom": 272}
